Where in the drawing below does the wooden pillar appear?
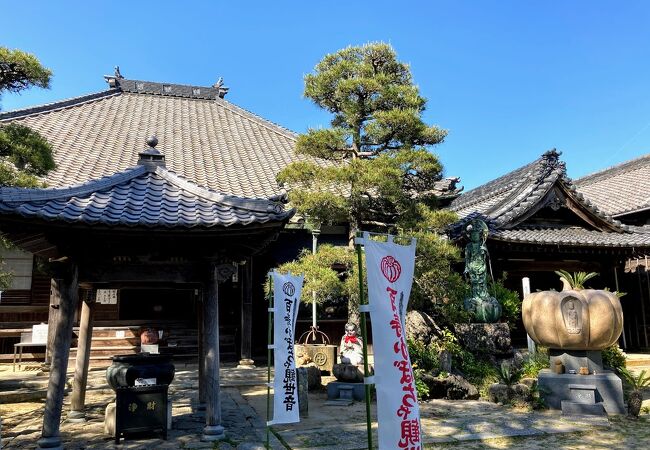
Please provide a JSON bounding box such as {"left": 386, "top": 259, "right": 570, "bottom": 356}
{"left": 198, "top": 288, "right": 206, "bottom": 408}
{"left": 37, "top": 263, "right": 79, "bottom": 450}
{"left": 69, "top": 290, "right": 95, "bottom": 422}
{"left": 44, "top": 279, "right": 62, "bottom": 366}
{"left": 202, "top": 265, "right": 225, "bottom": 442}
{"left": 238, "top": 258, "right": 255, "bottom": 368}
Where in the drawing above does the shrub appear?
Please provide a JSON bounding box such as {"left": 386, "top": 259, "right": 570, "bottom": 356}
{"left": 407, "top": 338, "right": 440, "bottom": 372}
{"left": 602, "top": 344, "right": 626, "bottom": 374}
{"left": 497, "top": 361, "right": 523, "bottom": 386}
{"left": 489, "top": 275, "right": 521, "bottom": 328}
{"left": 521, "top": 347, "right": 550, "bottom": 378}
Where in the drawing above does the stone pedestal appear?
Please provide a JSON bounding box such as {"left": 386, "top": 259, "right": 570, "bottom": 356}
{"left": 537, "top": 369, "right": 625, "bottom": 415}
{"left": 549, "top": 349, "right": 602, "bottom": 373}
{"left": 454, "top": 323, "right": 513, "bottom": 357}
{"left": 326, "top": 381, "right": 366, "bottom": 401}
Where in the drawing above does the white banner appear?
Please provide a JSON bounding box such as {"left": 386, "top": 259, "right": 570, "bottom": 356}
{"left": 360, "top": 232, "right": 421, "bottom": 450}
{"left": 270, "top": 271, "right": 304, "bottom": 425}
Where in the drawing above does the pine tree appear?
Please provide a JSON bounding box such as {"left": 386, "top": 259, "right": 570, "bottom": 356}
{"left": 0, "top": 47, "right": 55, "bottom": 187}
{"left": 278, "top": 42, "right": 448, "bottom": 242}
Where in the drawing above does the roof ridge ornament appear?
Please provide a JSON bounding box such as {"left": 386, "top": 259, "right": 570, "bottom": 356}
{"left": 213, "top": 77, "right": 229, "bottom": 98}
{"left": 104, "top": 65, "right": 125, "bottom": 88}
{"left": 137, "top": 136, "right": 166, "bottom": 169}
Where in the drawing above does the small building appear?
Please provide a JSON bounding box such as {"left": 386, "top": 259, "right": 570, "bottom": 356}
{"left": 448, "top": 150, "right": 650, "bottom": 349}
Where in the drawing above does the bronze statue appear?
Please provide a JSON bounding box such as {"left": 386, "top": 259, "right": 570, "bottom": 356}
{"left": 463, "top": 219, "right": 501, "bottom": 322}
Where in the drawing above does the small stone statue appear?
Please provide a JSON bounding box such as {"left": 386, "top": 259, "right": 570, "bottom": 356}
{"left": 463, "top": 219, "right": 502, "bottom": 323}
{"left": 339, "top": 323, "right": 363, "bottom": 366}
{"left": 333, "top": 323, "right": 366, "bottom": 382}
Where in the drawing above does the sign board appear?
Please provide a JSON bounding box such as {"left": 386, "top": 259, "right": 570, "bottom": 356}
{"left": 31, "top": 323, "right": 48, "bottom": 344}
{"left": 96, "top": 289, "right": 118, "bottom": 305}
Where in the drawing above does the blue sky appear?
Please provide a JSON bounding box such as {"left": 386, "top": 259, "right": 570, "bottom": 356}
{"left": 2, "top": 1, "right": 650, "bottom": 190}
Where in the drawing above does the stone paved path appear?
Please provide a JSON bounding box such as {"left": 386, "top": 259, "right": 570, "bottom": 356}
{"left": 1, "top": 364, "right": 649, "bottom": 449}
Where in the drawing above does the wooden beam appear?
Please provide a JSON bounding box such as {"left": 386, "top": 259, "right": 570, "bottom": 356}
{"left": 37, "top": 264, "right": 79, "bottom": 450}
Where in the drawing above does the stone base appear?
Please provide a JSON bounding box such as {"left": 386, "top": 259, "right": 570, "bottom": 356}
{"left": 36, "top": 436, "right": 63, "bottom": 449}
{"left": 561, "top": 400, "right": 606, "bottom": 416}
{"left": 538, "top": 369, "right": 625, "bottom": 415}
{"left": 237, "top": 359, "right": 256, "bottom": 369}
{"left": 549, "top": 349, "right": 602, "bottom": 373}
{"left": 454, "top": 323, "right": 513, "bottom": 357}
{"left": 202, "top": 425, "right": 226, "bottom": 441}
{"left": 67, "top": 410, "right": 86, "bottom": 423}
{"left": 332, "top": 363, "right": 365, "bottom": 382}
{"left": 326, "top": 381, "right": 366, "bottom": 401}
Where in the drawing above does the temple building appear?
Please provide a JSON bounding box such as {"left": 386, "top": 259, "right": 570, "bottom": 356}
{"left": 0, "top": 73, "right": 344, "bottom": 368}
{"left": 448, "top": 150, "right": 650, "bottom": 349}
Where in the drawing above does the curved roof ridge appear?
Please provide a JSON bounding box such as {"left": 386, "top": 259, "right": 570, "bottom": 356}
{"left": 155, "top": 167, "right": 286, "bottom": 214}
{"left": 489, "top": 159, "right": 565, "bottom": 225}
{"left": 575, "top": 152, "right": 650, "bottom": 186}
{"left": 0, "top": 89, "right": 121, "bottom": 121}
{"left": 451, "top": 150, "right": 562, "bottom": 213}
{"left": 0, "top": 165, "right": 146, "bottom": 202}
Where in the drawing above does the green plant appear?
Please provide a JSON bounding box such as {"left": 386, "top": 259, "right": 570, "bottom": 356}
{"left": 620, "top": 368, "right": 650, "bottom": 418}
{"left": 455, "top": 350, "right": 499, "bottom": 397}
{"left": 554, "top": 270, "right": 598, "bottom": 290}
{"left": 407, "top": 339, "right": 440, "bottom": 372}
{"left": 602, "top": 344, "right": 627, "bottom": 374}
{"left": 497, "top": 361, "right": 523, "bottom": 386}
{"left": 620, "top": 368, "right": 650, "bottom": 390}
{"left": 529, "top": 384, "right": 548, "bottom": 410}
{"left": 413, "top": 367, "right": 430, "bottom": 399}
{"left": 489, "top": 275, "right": 520, "bottom": 328}
{"left": 521, "top": 348, "right": 550, "bottom": 378}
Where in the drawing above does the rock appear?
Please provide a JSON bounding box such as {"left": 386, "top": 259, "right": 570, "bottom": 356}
{"left": 454, "top": 323, "right": 513, "bottom": 357}
{"left": 237, "top": 444, "right": 267, "bottom": 450}
{"left": 520, "top": 377, "right": 537, "bottom": 389}
{"left": 303, "top": 364, "right": 322, "bottom": 390}
{"left": 488, "top": 383, "right": 531, "bottom": 404}
{"left": 333, "top": 363, "right": 364, "bottom": 382}
{"left": 405, "top": 310, "right": 442, "bottom": 346}
{"left": 422, "top": 373, "right": 479, "bottom": 400}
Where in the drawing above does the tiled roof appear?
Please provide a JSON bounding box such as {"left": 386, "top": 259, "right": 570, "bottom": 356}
{"left": 447, "top": 150, "right": 650, "bottom": 249}
{"left": 450, "top": 150, "right": 622, "bottom": 229}
{"left": 0, "top": 77, "right": 324, "bottom": 199}
{"left": 574, "top": 153, "right": 650, "bottom": 217}
{"left": 0, "top": 152, "right": 293, "bottom": 228}
{"left": 492, "top": 225, "right": 650, "bottom": 247}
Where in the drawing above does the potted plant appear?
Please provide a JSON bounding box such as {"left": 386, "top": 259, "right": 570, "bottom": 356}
{"left": 619, "top": 368, "right": 650, "bottom": 418}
